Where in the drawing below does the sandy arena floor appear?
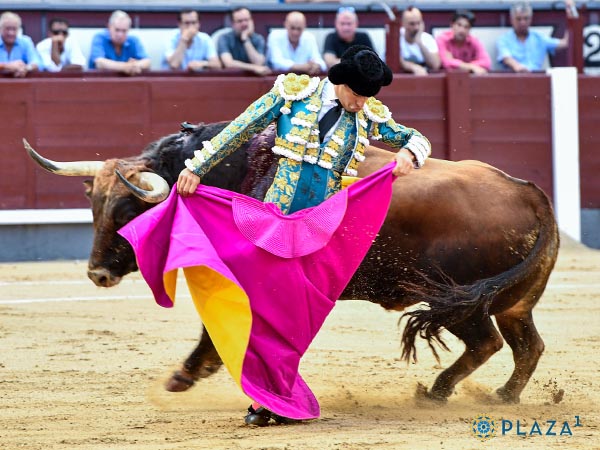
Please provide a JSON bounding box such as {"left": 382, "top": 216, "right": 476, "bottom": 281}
{"left": 0, "top": 234, "right": 598, "bottom": 449}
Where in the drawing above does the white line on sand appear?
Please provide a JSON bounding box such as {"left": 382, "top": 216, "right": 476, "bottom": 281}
{"left": 0, "top": 284, "right": 595, "bottom": 305}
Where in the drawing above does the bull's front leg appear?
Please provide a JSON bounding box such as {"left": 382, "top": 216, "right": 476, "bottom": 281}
{"left": 165, "top": 326, "right": 224, "bottom": 392}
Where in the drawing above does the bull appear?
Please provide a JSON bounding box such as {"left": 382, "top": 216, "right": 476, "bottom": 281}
{"left": 24, "top": 121, "right": 559, "bottom": 404}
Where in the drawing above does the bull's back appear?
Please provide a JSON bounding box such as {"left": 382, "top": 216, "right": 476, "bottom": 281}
{"left": 345, "top": 148, "right": 557, "bottom": 307}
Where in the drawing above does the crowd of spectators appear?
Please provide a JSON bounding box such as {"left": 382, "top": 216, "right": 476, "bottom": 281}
{"left": 0, "top": 2, "right": 577, "bottom": 78}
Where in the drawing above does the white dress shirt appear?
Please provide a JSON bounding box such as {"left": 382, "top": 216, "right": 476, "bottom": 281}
{"left": 36, "top": 37, "right": 86, "bottom": 72}
{"left": 399, "top": 28, "right": 439, "bottom": 65}
{"left": 267, "top": 29, "right": 326, "bottom": 72}
{"left": 318, "top": 79, "right": 344, "bottom": 142}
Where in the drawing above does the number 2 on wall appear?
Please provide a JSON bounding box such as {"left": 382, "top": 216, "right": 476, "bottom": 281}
{"left": 584, "top": 26, "right": 600, "bottom": 67}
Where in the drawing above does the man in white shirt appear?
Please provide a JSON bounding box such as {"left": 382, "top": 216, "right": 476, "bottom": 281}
{"left": 267, "top": 11, "right": 326, "bottom": 75}
{"left": 400, "top": 7, "right": 440, "bottom": 75}
{"left": 36, "top": 18, "right": 85, "bottom": 72}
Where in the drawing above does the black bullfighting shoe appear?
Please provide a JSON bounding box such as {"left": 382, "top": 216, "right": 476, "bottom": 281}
{"left": 244, "top": 405, "right": 301, "bottom": 426}
{"left": 244, "top": 405, "right": 272, "bottom": 427}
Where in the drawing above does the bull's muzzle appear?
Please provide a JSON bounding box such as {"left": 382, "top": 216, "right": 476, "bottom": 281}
{"left": 87, "top": 267, "right": 122, "bottom": 287}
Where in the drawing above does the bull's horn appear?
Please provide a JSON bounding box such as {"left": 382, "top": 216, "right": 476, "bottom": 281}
{"left": 23, "top": 138, "right": 104, "bottom": 176}
{"left": 115, "top": 169, "right": 170, "bottom": 204}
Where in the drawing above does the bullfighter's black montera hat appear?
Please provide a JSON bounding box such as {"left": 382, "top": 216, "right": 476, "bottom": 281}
{"left": 328, "top": 45, "right": 393, "bottom": 97}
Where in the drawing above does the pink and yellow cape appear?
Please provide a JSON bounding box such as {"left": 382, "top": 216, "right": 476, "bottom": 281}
{"left": 118, "top": 163, "right": 396, "bottom": 420}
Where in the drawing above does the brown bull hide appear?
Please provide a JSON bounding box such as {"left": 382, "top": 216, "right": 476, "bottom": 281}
{"left": 170, "top": 145, "right": 559, "bottom": 405}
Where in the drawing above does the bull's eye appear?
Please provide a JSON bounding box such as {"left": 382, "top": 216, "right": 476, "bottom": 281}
{"left": 114, "top": 212, "right": 138, "bottom": 228}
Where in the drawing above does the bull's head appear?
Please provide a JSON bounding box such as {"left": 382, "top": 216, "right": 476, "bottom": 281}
{"left": 23, "top": 139, "right": 169, "bottom": 287}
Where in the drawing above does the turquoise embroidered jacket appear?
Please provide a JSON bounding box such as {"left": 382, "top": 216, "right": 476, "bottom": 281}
{"left": 186, "top": 74, "right": 431, "bottom": 214}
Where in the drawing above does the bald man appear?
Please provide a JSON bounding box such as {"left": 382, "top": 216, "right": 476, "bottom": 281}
{"left": 323, "top": 7, "right": 374, "bottom": 69}
{"left": 400, "top": 7, "right": 440, "bottom": 75}
{"left": 267, "top": 11, "right": 325, "bottom": 75}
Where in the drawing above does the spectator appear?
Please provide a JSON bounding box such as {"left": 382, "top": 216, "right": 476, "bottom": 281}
{"left": 217, "top": 7, "right": 270, "bottom": 76}
{"left": 163, "top": 9, "right": 221, "bottom": 71}
{"left": 89, "top": 10, "right": 150, "bottom": 75}
{"left": 0, "top": 11, "right": 41, "bottom": 77}
{"left": 497, "top": 1, "right": 573, "bottom": 72}
{"left": 400, "top": 7, "right": 440, "bottom": 75}
{"left": 36, "top": 18, "right": 86, "bottom": 72}
{"left": 323, "top": 6, "right": 374, "bottom": 69}
{"left": 267, "top": 11, "right": 326, "bottom": 75}
{"left": 436, "top": 10, "right": 491, "bottom": 75}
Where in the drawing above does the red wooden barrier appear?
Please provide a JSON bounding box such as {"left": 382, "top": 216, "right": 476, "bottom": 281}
{"left": 1, "top": 73, "right": 596, "bottom": 210}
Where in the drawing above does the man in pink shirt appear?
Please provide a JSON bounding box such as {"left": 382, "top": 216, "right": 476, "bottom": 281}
{"left": 436, "top": 10, "right": 491, "bottom": 75}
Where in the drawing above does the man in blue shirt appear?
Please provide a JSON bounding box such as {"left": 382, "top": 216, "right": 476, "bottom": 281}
{"left": 163, "top": 10, "right": 221, "bottom": 71}
{"left": 89, "top": 10, "right": 150, "bottom": 75}
{"left": 496, "top": 1, "right": 573, "bottom": 72}
{"left": 0, "top": 11, "right": 41, "bottom": 77}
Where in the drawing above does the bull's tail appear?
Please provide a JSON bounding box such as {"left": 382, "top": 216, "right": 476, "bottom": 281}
{"left": 400, "top": 191, "right": 559, "bottom": 363}
{"left": 399, "top": 271, "right": 501, "bottom": 362}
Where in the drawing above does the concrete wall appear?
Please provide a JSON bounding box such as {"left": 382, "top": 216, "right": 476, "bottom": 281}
{"left": 582, "top": 210, "right": 600, "bottom": 249}
{"left": 0, "top": 224, "right": 92, "bottom": 262}
{"left": 0, "top": 209, "right": 92, "bottom": 262}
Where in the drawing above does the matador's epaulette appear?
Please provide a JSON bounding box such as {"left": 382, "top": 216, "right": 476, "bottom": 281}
{"left": 363, "top": 97, "right": 392, "bottom": 124}
{"left": 272, "top": 73, "right": 320, "bottom": 102}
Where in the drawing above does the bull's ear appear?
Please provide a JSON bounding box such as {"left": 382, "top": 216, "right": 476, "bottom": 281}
{"left": 83, "top": 179, "right": 93, "bottom": 198}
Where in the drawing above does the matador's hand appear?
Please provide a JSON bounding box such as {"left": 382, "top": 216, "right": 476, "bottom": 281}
{"left": 177, "top": 168, "right": 201, "bottom": 196}
{"left": 392, "top": 148, "right": 415, "bottom": 177}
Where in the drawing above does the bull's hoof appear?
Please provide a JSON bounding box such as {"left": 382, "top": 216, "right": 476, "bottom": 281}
{"left": 415, "top": 382, "right": 449, "bottom": 404}
{"left": 197, "top": 364, "right": 221, "bottom": 378}
{"left": 496, "top": 386, "right": 520, "bottom": 404}
{"left": 165, "top": 369, "right": 196, "bottom": 392}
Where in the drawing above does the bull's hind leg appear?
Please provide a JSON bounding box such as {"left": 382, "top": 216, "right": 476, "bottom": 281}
{"left": 427, "top": 315, "right": 504, "bottom": 401}
{"left": 494, "top": 310, "right": 544, "bottom": 403}
{"left": 165, "top": 327, "right": 223, "bottom": 392}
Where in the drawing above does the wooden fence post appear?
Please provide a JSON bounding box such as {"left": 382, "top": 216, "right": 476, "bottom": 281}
{"left": 384, "top": 6, "right": 401, "bottom": 73}
{"left": 566, "top": 3, "right": 584, "bottom": 73}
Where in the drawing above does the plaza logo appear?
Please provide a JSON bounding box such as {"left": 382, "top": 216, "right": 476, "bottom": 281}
{"left": 471, "top": 414, "right": 497, "bottom": 440}
{"left": 471, "top": 413, "right": 582, "bottom": 440}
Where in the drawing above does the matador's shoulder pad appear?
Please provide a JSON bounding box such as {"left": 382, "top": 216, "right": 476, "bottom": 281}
{"left": 363, "top": 97, "right": 392, "bottom": 124}
{"left": 272, "top": 73, "right": 321, "bottom": 101}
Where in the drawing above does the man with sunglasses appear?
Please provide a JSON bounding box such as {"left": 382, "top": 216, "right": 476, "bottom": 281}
{"left": 36, "top": 18, "right": 85, "bottom": 72}
{"left": 0, "top": 11, "right": 41, "bottom": 77}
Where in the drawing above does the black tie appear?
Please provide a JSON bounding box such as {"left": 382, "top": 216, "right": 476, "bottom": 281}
{"left": 319, "top": 100, "right": 343, "bottom": 142}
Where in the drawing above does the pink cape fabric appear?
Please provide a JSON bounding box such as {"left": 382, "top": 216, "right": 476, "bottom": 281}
{"left": 118, "top": 162, "right": 396, "bottom": 419}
